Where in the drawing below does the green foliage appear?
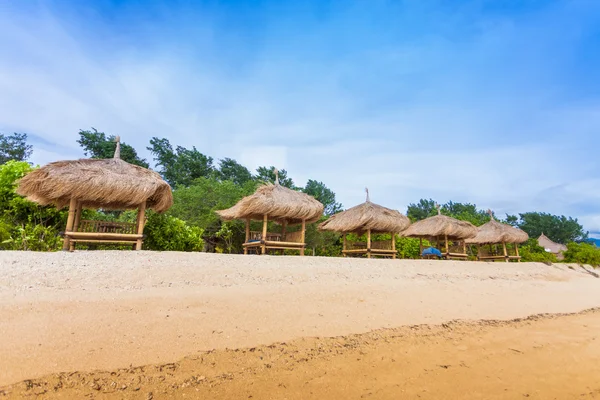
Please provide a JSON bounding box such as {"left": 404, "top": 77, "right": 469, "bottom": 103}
{"left": 77, "top": 128, "right": 149, "bottom": 167}
{"left": 255, "top": 166, "right": 295, "bottom": 188}
{"left": 0, "top": 132, "right": 32, "bottom": 164}
{"left": 304, "top": 219, "right": 342, "bottom": 256}
{"left": 147, "top": 137, "right": 214, "bottom": 187}
{"left": 303, "top": 179, "right": 343, "bottom": 216}
{"left": 395, "top": 236, "right": 422, "bottom": 259}
{"left": 518, "top": 239, "right": 558, "bottom": 263}
{"left": 407, "top": 199, "right": 436, "bottom": 221}
{"left": 407, "top": 199, "right": 489, "bottom": 226}
{"left": 217, "top": 158, "right": 253, "bottom": 186}
{"left": 0, "top": 161, "right": 66, "bottom": 251}
{"left": 143, "top": 212, "right": 204, "bottom": 251}
{"left": 563, "top": 242, "right": 600, "bottom": 267}
{"left": 515, "top": 212, "right": 587, "bottom": 244}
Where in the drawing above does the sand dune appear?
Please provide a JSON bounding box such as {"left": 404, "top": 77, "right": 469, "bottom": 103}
{"left": 1, "top": 251, "right": 599, "bottom": 398}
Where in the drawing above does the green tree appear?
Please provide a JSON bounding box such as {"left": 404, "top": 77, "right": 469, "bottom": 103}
{"left": 563, "top": 242, "right": 600, "bottom": 267}
{"left": 303, "top": 179, "right": 343, "bottom": 216}
{"left": 406, "top": 199, "right": 436, "bottom": 221}
{"left": 143, "top": 211, "right": 204, "bottom": 251}
{"left": 516, "top": 212, "right": 587, "bottom": 244}
{"left": 441, "top": 201, "right": 489, "bottom": 226}
{"left": 0, "top": 133, "right": 32, "bottom": 164}
{"left": 255, "top": 166, "right": 295, "bottom": 188}
{"left": 217, "top": 158, "right": 253, "bottom": 186}
{"left": 147, "top": 137, "right": 214, "bottom": 187}
{"left": 77, "top": 128, "right": 149, "bottom": 167}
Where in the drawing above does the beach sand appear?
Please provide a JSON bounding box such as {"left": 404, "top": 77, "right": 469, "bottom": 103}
{"left": 1, "top": 251, "right": 599, "bottom": 398}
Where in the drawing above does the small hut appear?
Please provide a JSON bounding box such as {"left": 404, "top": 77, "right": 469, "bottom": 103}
{"left": 538, "top": 233, "right": 567, "bottom": 260}
{"left": 318, "top": 189, "right": 410, "bottom": 259}
{"left": 17, "top": 137, "right": 173, "bottom": 251}
{"left": 216, "top": 171, "right": 323, "bottom": 255}
{"left": 465, "top": 211, "right": 529, "bottom": 262}
{"left": 401, "top": 205, "right": 477, "bottom": 259}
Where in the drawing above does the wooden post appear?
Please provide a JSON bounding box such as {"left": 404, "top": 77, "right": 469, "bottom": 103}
{"left": 419, "top": 238, "right": 423, "bottom": 257}
{"left": 391, "top": 233, "right": 396, "bottom": 259}
{"left": 282, "top": 220, "right": 287, "bottom": 240}
{"left": 343, "top": 233, "right": 347, "bottom": 257}
{"left": 444, "top": 235, "right": 449, "bottom": 258}
{"left": 300, "top": 219, "right": 306, "bottom": 256}
{"left": 502, "top": 241, "right": 508, "bottom": 262}
{"left": 135, "top": 201, "right": 147, "bottom": 250}
{"left": 462, "top": 241, "right": 466, "bottom": 256}
{"left": 69, "top": 201, "right": 84, "bottom": 251}
{"left": 244, "top": 219, "right": 250, "bottom": 255}
{"left": 476, "top": 244, "right": 481, "bottom": 261}
{"left": 261, "top": 214, "right": 268, "bottom": 255}
{"left": 62, "top": 197, "right": 78, "bottom": 251}
{"left": 367, "top": 229, "right": 372, "bottom": 259}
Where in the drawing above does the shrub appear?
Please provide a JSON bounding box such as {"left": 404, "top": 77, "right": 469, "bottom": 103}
{"left": 143, "top": 212, "right": 204, "bottom": 252}
{"left": 518, "top": 238, "right": 558, "bottom": 263}
{"left": 563, "top": 242, "right": 600, "bottom": 267}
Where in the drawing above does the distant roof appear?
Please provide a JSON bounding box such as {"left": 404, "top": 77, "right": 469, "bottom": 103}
{"left": 465, "top": 212, "right": 529, "bottom": 245}
{"left": 538, "top": 233, "right": 567, "bottom": 253}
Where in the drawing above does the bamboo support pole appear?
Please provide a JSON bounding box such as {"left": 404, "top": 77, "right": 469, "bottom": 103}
{"left": 462, "top": 241, "right": 466, "bottom": 255}
{"left": 502, "top": 241, "right": 508, "bottom": 262}
{"left": 135, "top": 201, "right": 146, "bottom": 250}
{"left": 62, "top": 197, "right": 78, "bottom": 251}
{"left": 391, "top": 233, "right": 396, "bottom": 259}
{"left": 282, "top": 220, "right": 287, "bottom": 240}
{"left": 244, "top": 219, "right": 250, "bottom": 255}
{"left": 70, "top": 201, "right": 84, "bottom": 251}
{"left": 261, "top": 214, "right": 268, "bottom": 255}
{"left": 300, "top": 219, "right": 306, "bottom": 256}
{"left": 419, "top": 238, "right": 423, "bottom": 257}
{"left": 366, "top": 230, "right": 372, "bottom": 259}
{"left": 343, "top": 233, "right": 347, "bottom": 257}
{"left": 444, "top": 235, "right": 449, "bottom": 257}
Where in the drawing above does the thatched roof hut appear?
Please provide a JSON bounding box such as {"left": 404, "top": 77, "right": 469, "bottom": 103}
{"left": 401, "top": 204, "right": 477, "bottom": 259}
{"left": 17, "top": 141, "right": 172, "bottom": 212}
{"left": 466, "top": 212, "right": 528, "bottom": 245}
{"left": 402, "top": 209, "right": 477, "bottom": 241}
{"left": 216, "top": 171, "right": 324, "bottom": 255}
{"left": 538, "top": 233, "right": 567, "bottom": 260}
{"left": 16, "top": 137, "right": 173, "bottom": 251}
{"left": 318, "top": 190, "right": 409, "bottom": 234}
{"left": 216, "top": 181, "right": 323, "bottom": 225}
{"left": 318, "top": 189, "right": 409, "bottom": 259}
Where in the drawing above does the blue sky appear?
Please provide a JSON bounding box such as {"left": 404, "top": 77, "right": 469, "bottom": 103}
{"left": 1, "top": 0, "right": 599, "bottom": 235}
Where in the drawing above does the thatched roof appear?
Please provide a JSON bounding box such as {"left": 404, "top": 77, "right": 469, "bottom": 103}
{"left": 16, "top": 137, "right": 173, "bottom": 212}
{"left": 318, "top": 189, "right": 410, "bottom": 234}
{"left": 401, "top": 205, "right": 477, "bottom": 240}
{"left": 465, "top": 211, "right": 529, "bottom": 244}
{"left": 538, "top": 233, "right": 567, "bottom": 254}
{"left": 216, "top": 173, "right": 324, "bottom": 224}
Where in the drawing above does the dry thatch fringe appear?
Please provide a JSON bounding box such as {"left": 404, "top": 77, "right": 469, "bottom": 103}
{"left": 318, "top": 189, "right": 410, "bottom": 234}
{"left": 17, "top": 138, "right": 173, "bottom": 212}
{"left": 216, "top": 183, "right": 324, "bottom": 225}
{"left": 465, "top": 211, "right": 529, "bottom": 244}
{"left": 401, "top": 204, "right": 478, "bottom": 240}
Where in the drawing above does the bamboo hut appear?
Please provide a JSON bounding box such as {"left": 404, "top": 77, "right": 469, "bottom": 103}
{"left": 465, "top": 211, "right": 529, "bottom": 262}
{"left": 401, "top": 205, "right": 477, "bottom": 259}
{"left": 538, "top": 233, "right": 567, "bottom": 260}
{"left": 318, "top": 189, "right": 410, "bottom": 259}
{"left": 16, "top": 137, "right": 173, "bottom": 251}
{"left": 216, "top": 171, "right": 324, "bottom": 255}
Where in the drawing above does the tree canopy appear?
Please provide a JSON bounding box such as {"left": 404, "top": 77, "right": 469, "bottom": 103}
{"left": 77, "top": 128, "right": 148, "bottom": 168}
{"left": 303, "top": 179, "right": 342, "bottom": 216}
{"left": 511, "top": 212, "right": 587, "bottom": 244}
{"left": 0, "top": 133, "right": 32, "bottom": 165}
{"left": 255, "top": 166, "right": 295, "bottom": 188}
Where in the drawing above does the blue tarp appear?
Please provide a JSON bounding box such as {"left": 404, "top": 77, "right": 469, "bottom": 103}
{"left": 421, "top": 247, "right": 442, "bottom": 257}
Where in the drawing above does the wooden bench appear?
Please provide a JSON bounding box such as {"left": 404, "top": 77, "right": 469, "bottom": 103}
{"left": 63, "top": 220, "right": 143, "bottom": 250}
{"left": 342, "top": 240, "right": 397, "bottom": 259}
{"left": 243, "top": 230, "right": 305, "bottom": 255}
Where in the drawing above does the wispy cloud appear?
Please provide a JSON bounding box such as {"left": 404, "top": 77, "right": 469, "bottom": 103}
{"left": 0, "top": 0, "right": 599, "bottom": 235}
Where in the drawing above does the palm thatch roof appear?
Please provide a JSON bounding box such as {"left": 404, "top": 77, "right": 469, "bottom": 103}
{"left": 318, "top": 189, "right": 410, "bottom": 234}
{"left": 465, "top": 211, "right": 529, "bottom": 244}
{"left": 538, "top": 233, "right": 567, "bottom": 254}
{"left": 401, "top": 205, "right": 477, "bottom": 240}
{"left": 16, "top": 137, "right": 173, "bottom": 212}
{"left": 216, "top": 173, "right": 324, "bottom": 224}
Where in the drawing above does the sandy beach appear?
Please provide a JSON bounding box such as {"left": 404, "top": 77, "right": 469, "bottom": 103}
{"left": 1, "top": 251, "right": 600, "bottom": 398}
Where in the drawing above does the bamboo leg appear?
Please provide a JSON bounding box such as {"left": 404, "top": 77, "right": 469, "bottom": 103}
{"left": 419, "top": 238, "right": 423, "bottom": 258}
{"left": 391, "top": 233, "right": 396, "bottom": 259}
{"left": 476, "top": 245, "right": 481, "bottom": 261}
{"left": 69, "top": 201, "right": 83, "bottom": 251}
{"left": 462, "top": 241, "right": 466, "bottom": 257}
{"left": 502, "top": 241, "right": 508, "bottom": 262}
{"left": 445, "top": 235, "right": 449, "bottom": 259}
{"left": 261, "top": 215, "right": 268, "bottom": 255}
{"left": 244, "top": 219, "right": 250, "bottom": 255}
{"left": 62, "top": 198, "right": 78, "bottom": 251}
{"left": 135, "top": 201, "right": 146, "bottom": 250}
{"left": 300, "top": 219, "right": 306, "bottom": 256}
{"left": 343, "top": 233, "right": 347, "bottom": 257}
{"left": 282, "top": 220, "right": 287, "bottom": 241}
{"left": 367, "top": 229, "right": 371, "bottom": 259}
